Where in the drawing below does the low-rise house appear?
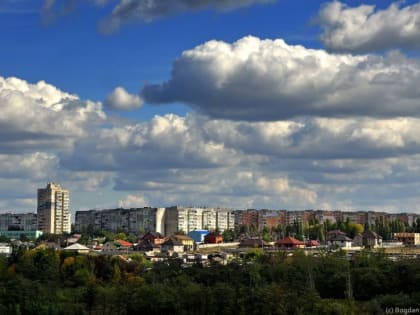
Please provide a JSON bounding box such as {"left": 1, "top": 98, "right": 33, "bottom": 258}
{"left": 93, "top": 244, "right": 103, "bottom": 251}
{"left": 393, "top": 233, "right": 420, "bottom": 246}
{"left": 276, "top": 236, "right": 305, "bottom": 249}
{"left": 63, "top": 243, "right": 90, "bottom": 254}
{"left": 188, "top": 230, "right": 209, "bottom": 243}
{"left": 161, "top": 238, "right": 184, "bottom": 255}
{"left": 144, "top": 250, "right": 166, "bottom": 262}
{"left": 327, "top": 230, "right": 352, "bottom": 248}
{"left": 102, "top": 240, "right": 133, "bottom": 253}
{"left": 306, "top": 240, "right": 321, "bottom": 248}
{"left": 134, "top": 240, "right": 162, "bottom": 254}
{"left": 362, "top": 230, "right": 382, "bottom": 248}
{"left": 114, "top": 239, "right": 133, "bottom": 248}
{"left": 207, "top": 252, "right": 233, "bottom": 265}
{"left": 204, "top": 232, "right": 223, "bottom": 244}
{"left": 139, "top": 232, "right": 165, "bottom": 246}
{"left": 239, "top": 238, "right": 270, "bottom": 248}
{"left": 0, "top": 243, "right": 12, "bottom": 256}
{"left": 134, "top": 241, "right": 154, "bottom": 252}
{"left": 171, "top": 235, "right": 194, "bottom": 251}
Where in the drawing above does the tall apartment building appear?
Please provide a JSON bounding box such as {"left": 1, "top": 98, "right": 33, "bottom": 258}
{"left": 37, "top": 183, "right": 71, "bottom": 234}
{"left": 180, "top": 207, "right": 233, "bottom": 233}
{"left": 216, "top": 209, "right": 235, "bottom": 232}
{"left": 83, "top": 207, "right": 211, "bottom": 236}
{"left": 0, "top": 213, "right": 38, "bottom": 231}
{"left": 235, "top": 209, "right": 259, "bottom": 228}
{"left": 75, "top": 207, "right": 164, "bottom": 235}
{"left": 258, "top": 210, "right": 287, "bottom": 230}
{"left": 202, "top": 209, "right": 217, "bottom": 230}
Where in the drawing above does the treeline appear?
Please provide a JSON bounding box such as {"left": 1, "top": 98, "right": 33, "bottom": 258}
{"left": 223, "top": 217, "right": 420, "bottom": 242}
{"left": 0, "top": 248, "right": 419, "bottom": 314}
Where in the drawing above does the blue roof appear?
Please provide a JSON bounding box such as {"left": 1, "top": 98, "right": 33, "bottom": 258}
{"left": 188, "top": 230, "right": 209, "bottom": 235}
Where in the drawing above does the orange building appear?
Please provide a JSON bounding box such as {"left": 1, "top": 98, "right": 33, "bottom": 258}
{"left": 204, "top": 232, "right": 223, "bottom": 244}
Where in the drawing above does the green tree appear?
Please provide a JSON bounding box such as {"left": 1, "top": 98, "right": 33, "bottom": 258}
{"left": 222, "top": 229, "right": 235, "bottom": 242}
{"left": 0, "top": 235, "right": 10, "bottom": 243}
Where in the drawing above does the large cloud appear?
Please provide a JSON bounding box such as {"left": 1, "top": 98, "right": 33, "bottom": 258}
{"left": 203, "top": 116, "right": 420, "bottom": 159}
{"left": 98, "top": 0, "right": 274, "bottom": 33}
{"left": 318, "top": 1, "right": 420, "bottom": 52}
{"left": 0, "top": 75, "right": 107, "bottom": 211}
{"left": 0, "top": 76, "right": 105, "bottom": 153}
{"left": 5, "top": 74, "right": 420, "bottom": 212}
{"left": 61, "top": 113, "right": 240, "bottom": 171}
{"left": 63, "top": 113, "right": 420, "bottom": 172}
{"left": 59, "top": 111, "right": 420, "bottom": 210}
{"left": 141, "top": 36, "right": 420, "bottom": 121}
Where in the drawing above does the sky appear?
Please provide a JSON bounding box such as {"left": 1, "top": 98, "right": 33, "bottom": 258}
{"left": 2, "top": 0, "right": 420, "bottom": 214}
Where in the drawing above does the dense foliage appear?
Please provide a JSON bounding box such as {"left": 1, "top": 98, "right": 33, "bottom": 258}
{"left": 0, "top": 248, "right": 419, "bottom": 314}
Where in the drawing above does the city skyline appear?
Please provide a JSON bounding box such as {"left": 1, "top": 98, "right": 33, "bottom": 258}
{"left": 3, "top": 1, "right": 420, "bottom": 213}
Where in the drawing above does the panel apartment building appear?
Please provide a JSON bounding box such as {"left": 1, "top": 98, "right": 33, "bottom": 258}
{"left": 76, "top": 206, "right": 235, "bottom": 236}
{"left": 75, "top": 207, "right": 166, "bottom": 235}
{"left": 0, "top": 213, "right": 38, "bottom": 231}
{"left": 164, "top": 206, "right": 235, "bottom": 235}
{"left": 37, "top": 183, "right": 71, "bottom": 234}
{"left": 75, "top": 206, "right": 420, "bottom": 237}
{"left": 0, "top": 212, "right": 42, "bottom": 239}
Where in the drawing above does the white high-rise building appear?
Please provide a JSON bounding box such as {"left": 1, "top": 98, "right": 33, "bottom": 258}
{"left": 37, "top": 183, "right": 70, "bottom": 234}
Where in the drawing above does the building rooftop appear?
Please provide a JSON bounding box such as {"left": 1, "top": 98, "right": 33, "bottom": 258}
{"left": 276, "top": 236, "right": 304, "bottom": 245}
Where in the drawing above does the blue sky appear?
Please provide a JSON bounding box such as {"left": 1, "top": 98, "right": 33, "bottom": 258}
{"left": 2, "top": 0, "right": 420, "bottom": 214}
{"left": 1, "top": 1, "right": 321, "bottom": 102}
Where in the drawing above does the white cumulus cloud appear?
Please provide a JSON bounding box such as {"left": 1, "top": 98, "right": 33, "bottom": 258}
{"left": 141, "top": 35, "right": 420, "bottom": 120}
{"left": 104, "top": 86, "right": 143, "bottom": 110}
{"left": 6, "top": 73, "right": 420, "bottom": 212}
{"left": 0, "top": 75, "right": 106, "bottom": 153}
{"left": 318, "top": 1, "right": 420, "bottom": 52}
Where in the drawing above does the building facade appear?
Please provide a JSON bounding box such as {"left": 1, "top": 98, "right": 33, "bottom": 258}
{"left": 0, "top": 213, "right": 37, "bottom": 231}
{"left": 75, "top": 206, "right": 236, "bottom": 236}
{"left": 173, "top": 207, "right": 233, "bottom": 234}
{"left": 74, "top": 206, "right": 420, "bottom": 237}
{"left": 75, "top": 207, "right": 161, "bottom": 234}
{"left": 37, "top": 183, "right": 71, "bottom": 234}
{"left": 393, "top": 233, "right": 420, "bottom": 246}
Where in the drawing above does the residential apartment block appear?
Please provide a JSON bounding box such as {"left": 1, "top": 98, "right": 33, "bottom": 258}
{"left": 171, "top": 207, "right": 234, "bottom": 233}
{"left": 76, "top": 206, "right": 235, "bottom": 236}
{"left": 75, "top": 205, "right": 420, "bottom": 236}
{"left": 393, "top": 233, "right": 420, "bottom": 246}
{"left": 0, "top": 212, "right": 38, "bottom": 231}
{"left": 216, "top": 209, "right": 235, "bottom": 232}
{"left": 37, "top": 183, "right": 71, "bottom": 234}
{"left": 75, "top": 207, "right": 164, "bottom": 234}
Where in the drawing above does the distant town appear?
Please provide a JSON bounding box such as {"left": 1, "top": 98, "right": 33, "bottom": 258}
{"left": 1, "top": 182, "right": 420, "bottom": 258}
{"left": 2, "top": 188, "right": 420, "bottom": 314}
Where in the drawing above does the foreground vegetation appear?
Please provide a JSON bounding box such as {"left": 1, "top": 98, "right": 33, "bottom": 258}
{"left": 0, "top": 248, "right": 419, "bottom": 315}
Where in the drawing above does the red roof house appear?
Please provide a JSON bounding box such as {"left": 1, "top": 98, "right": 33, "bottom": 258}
{"left": 204, "top": 232, "right": 223, "bottom": 244}
{"left": 306, "top": 240, "right": 321, "bottom": 247}
{"left": 114, "top": 239, "right": 133, "bottom": 248}
{"left": 276, "top": 236, "right": 305, "bottom": 249}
